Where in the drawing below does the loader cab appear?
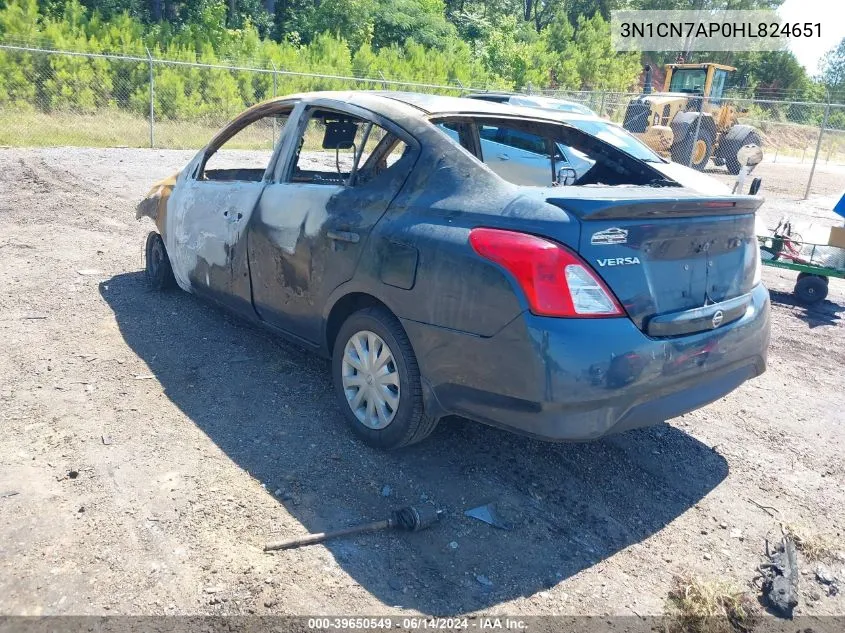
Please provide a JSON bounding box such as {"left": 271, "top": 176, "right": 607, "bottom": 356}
{"left": 665, "top": 64, "right": 734, "bottom": 104}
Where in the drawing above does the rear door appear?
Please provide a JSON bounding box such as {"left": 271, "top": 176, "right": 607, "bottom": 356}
{"left": 247, "top": 103, "right": 419, "bottom": 343}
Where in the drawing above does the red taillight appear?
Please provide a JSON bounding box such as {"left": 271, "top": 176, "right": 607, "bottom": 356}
{"left": 469, "top": 227, "right": 623, "bottom": 318}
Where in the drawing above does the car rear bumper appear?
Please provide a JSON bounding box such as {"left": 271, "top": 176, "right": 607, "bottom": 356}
{"left": 401, "top": 283, "right": 770, "bottom": 441}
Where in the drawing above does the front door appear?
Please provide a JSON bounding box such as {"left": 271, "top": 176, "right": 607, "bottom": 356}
{"left": 170, "top": 104, "right": 294, "bottom": 316}
{"left": 248, "top": 103, "right": 418, "bottom": 343}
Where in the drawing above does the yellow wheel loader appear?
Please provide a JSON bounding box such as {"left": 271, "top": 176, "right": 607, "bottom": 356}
{"left": 622, "top": 63, "right": 762, "bottom": 174}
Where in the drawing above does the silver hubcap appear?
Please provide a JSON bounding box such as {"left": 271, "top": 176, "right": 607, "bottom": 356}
{"left": 341, "top": 330, "right": 400, "bottom": 429}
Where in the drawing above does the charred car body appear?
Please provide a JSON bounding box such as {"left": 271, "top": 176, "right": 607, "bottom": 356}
{"left": 137, "top": 91, "right": 770, "bottom": 449}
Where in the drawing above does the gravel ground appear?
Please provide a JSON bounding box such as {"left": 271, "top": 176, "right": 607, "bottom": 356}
{"left": 0, "top": 148, "right": 843, "bottom": 618}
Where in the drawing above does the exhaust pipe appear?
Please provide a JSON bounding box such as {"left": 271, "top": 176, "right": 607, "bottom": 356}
{"left": 642, "top": 65, "right": 652, "bottom": 94}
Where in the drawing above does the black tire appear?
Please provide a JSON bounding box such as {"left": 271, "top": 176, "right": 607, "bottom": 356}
{"left": 794, "top": 275, "right": 828, "bottom": 304}
{"left": 797, "top": 272, "right": 828, "bottom": 285}
{"left": 725, "top": 131, "right": 762, "bottom": 175}
{"left": 145, "top": 231, "right": 175, "bottom": 290}
{"left": 332, "top": 306, "right": 439, "bottom": 450}
{"left": 671, "top": 130, "right": 714, "bottom": 171}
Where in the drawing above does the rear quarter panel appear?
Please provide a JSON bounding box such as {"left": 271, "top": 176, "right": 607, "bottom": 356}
{"left": 350, "top": 123, "right": 581, "bottom": 337}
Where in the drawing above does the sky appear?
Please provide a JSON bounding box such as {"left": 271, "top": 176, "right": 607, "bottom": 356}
{"left": 778, "top": 0, "right": 845, "bottom": 75}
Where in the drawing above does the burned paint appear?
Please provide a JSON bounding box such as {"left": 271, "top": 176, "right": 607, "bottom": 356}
{"left": 135, "top": 171, "right": 178, "bottom": 235}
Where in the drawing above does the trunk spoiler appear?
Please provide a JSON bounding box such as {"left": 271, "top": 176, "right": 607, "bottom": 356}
{"left": 546, "top": 193, "right": 763, "bottom": 219}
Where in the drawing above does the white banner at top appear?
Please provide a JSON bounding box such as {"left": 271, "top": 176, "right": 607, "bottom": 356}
{"left": 610, "top": 10, "right": 821, "bottom": 52}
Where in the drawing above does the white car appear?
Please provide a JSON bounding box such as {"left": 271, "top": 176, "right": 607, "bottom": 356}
{"left": 439, "top": 107, "right": 730, "bottom": 193}
{"left": 465, "top": 92, "right": 598, "bottom": 116}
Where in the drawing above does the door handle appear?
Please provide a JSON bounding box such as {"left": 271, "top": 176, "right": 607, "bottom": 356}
{"left": 327, "top": 230, "right": 360, "bottom": 244}
{"left": 498, "top": 154, "right": 510, "bottom": 160}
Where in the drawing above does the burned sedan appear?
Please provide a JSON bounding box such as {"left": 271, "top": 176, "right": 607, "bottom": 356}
{"left": 136, "top": 91, "right": 770, "bottom": 450}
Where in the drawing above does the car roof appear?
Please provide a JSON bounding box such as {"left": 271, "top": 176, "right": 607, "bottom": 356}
{"left": 262, "top": 90, "right": 576, "bottom": 117}
{"left": 233, "top": 91, "right": 610, "bottom": 135}
{"left": 365, "top": 91, "right": 604, "bottom": 123}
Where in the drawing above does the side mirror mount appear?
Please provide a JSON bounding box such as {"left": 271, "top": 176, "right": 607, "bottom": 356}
{"left": 557, "top": 167, "right": 577, "bottom": 186}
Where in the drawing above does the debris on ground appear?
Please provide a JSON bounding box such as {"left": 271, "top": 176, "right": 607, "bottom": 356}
{"left": 815, "top": 564, "right": 835, "bottom": 585}
{"left": 101, "top": 435, "right": 113, "bottom": 445}
{"left": 784, "top": 523, "right": 836, "bottom": 561}
{"left": 666, "top": 574, "right": 756, "bottom": 633}
{"left": 465, "top": 502, "right": 513, "bottom": 530}
{"left": 759, "top": 535, "right": 799, "bottom": 618}
{"left": 815, "top": 564, "right": 840, "bottom": 596}
{"left": 380, "top": 485, "right": 392, "bottom": 498}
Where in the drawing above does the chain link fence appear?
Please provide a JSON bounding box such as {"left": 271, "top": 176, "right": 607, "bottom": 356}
{"left": 1, "top": 43, "right": 843, "bottom": 201}
{"left": 0, "top": 43, "right": 471, "bottom": 151}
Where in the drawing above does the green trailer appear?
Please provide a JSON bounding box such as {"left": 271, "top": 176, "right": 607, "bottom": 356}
{"left": 758, "top": 233, "right": 845, "bottom": 304}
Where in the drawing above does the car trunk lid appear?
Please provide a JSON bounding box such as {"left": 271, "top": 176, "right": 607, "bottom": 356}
{"left": 544, "top": 188, "right": 762, "bottom": 334}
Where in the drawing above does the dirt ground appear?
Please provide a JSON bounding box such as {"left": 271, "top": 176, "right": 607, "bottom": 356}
{"left": 0, "top": 148, "right": 843, "bottom": 619}
{"left": 708, "top": 158, "right": 845, "bottom": 201}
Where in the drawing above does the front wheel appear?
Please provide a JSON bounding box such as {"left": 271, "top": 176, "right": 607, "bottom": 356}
{"left": 145, "top": 232, "right": 175, "bottom": 290}
{"left": 332, "top": 307, "right": 439, "bottom": 449}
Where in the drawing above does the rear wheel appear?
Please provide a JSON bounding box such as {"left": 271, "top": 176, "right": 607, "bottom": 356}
{"left": 332, "top": 307, "right": 439, "bottom": 449}
{"left": 671, "top": 131, "right": 714, "bottom": 171}
{"left": 794, "top": 275, "right": 828, "bottom": 304}
{"left": 725, "top": 131, "right": 762, "bottom": 175}
{"left": 145, "top": 232, "right": 175, "bottom": 290}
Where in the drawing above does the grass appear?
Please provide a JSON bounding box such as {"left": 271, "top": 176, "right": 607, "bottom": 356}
{"left": 782, "top": 523, "right": 837, "bottom": 561}
{"left": 3, "top": 107, "right": 844, "bottom": 168}
{"left": 0, "top": 108, "right": 266, "bottom": 150}
{"left": 665, "top": 575, "right": 756, "bottom": 633}
{"left": 0, "top": 108, "right": 393, "bottom": 155}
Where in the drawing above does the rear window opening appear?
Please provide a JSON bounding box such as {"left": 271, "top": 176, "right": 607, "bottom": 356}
{"left": 432, "top": 116, "right": 678, "bottom": 189}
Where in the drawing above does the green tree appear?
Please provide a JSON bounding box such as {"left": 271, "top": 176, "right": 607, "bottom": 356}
{"left": 820, "top": 37, "right": 845, "bottom": 92}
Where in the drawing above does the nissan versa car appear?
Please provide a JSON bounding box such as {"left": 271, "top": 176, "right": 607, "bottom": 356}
{"left": 136, "top": 91, "right": 770, "bottom": 450}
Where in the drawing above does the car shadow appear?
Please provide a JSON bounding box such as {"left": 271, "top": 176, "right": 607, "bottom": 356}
{"left": 768, "top": 289, "right": 844, "bottom": 328}
{"left": 99, "top": 271, "right": 729, "bottom": 615}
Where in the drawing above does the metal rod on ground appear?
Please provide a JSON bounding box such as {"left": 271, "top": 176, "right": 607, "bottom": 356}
{"left": 804, "top": 97, "right": 831, "bottom": 200}
{"left": 264, "top": 505, "right": 441, "bottom": 552}
{"left": 265, "top": 520, "right": 390, "bottom": 551}
{"left": 145, "top": 47, "right": 154, "bottom": 149}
